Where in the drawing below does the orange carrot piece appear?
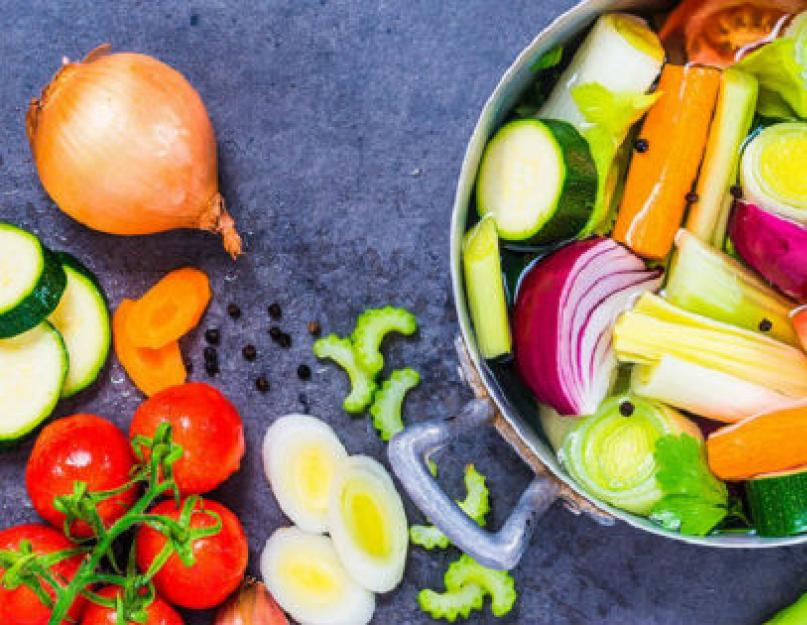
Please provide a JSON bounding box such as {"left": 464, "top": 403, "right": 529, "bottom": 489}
{"left": 707, "top": 402, "right": 807, "bottom": 480}
{"left": 613, "top": 64, "right": 721, "bottom": 260}
{"left": 125, "top": 267, "right": 211, "bottom": 349}
{"left": 114, "top": 299, "right": 186, "bottom": 397}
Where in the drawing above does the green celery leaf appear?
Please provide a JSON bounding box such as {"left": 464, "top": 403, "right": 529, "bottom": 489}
{"left": 649, "top": 434, "right": 729, "bottom": 536}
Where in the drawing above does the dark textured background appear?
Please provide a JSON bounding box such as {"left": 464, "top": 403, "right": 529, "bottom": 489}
{"left": 0, "top": 1, "right": 805, "bottom": 624}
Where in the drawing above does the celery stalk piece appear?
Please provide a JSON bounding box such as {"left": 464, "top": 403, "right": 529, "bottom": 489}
{"left": 351, "top": 306, "right": 417, "bottom": 377}
{"left": 418, "top": 583, "right": 486, "bottom": 623}
{"left": 614, "top": 293, "right": 807, "bottom": 398}
{"left": 684, "top": 69, "right": 758, "bottom": 244}
{"left": 410, "top": 464, "right": 490, "bottom": 550}
{"left": 632, "top": 355, "right": 795, "bottom": 424}
{"left": 462, "top": 215, "right": 511, "bottom": 359}
{"left": 666, "top": 229, "right": 798, "bottom": 346}
{"left": 765, "top": 592, "right": 807, "bottom": 625}
{"left": 368, "top": 367, "right": 420, "bottom": 441}
{"left": 444, "top": 555, "right": 517, "bottom": 617}
{"left": 313, "top": 335, "right": 377, "bottom": 413}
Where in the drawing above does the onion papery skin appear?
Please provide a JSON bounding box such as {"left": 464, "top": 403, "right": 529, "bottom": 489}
{"left": 513, "top": 237, "right": 663, "bottom": 416}
{"left": 27, "top": 45, "right": 241, "bottom": 257}
{"left": 561, "top": 395, "right": 701, "bottom": 515}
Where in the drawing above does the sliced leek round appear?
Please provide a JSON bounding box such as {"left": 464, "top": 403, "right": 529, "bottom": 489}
{"left": 261, "top": 527, "right": 375, "bottom": 625}
{"left": 560, "top": 395, "right": 701, "bottom": 515}
{"left": 741, "top": 122, "right": 807, "bottom": 223}
{"left": 263, "top": 414, "right": 348, "bottom": 534}
{"left": 328, "top": 455, "right": 408, "bottom": 593}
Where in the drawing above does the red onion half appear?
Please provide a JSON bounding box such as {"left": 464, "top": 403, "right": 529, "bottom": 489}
{"left": 513, "top": 237, "right": 663, "bottom": 416}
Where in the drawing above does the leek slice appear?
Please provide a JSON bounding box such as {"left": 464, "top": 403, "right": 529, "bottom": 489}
{"left": 632, "top": 356, "right": 795, "bottom": 424}
{"left": 540, "top": 14, "right": 664, "bottom": 130}
{"left": 560, "top": 395, "right": 700, "bottom": 515}
{"left": 666, "top": 229, "right": 798, "bottom": 346}
{"left": 741, "top": 122, "right": 807, "bottom": 223}
{"left": 615, "top": 294, "right": 807, "bottom": 398}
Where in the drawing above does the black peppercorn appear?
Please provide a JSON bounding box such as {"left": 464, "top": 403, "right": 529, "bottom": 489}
{"left": 686, "top": 191, "right": 699, "bottom": 203}
{"left": 730, "top": 184, "right": 743, "bottom": 199}
{"left": 268, "top": 303, "right": 282, "bottom": 319}
{"left": 255, "top": 376, "right": 270, "bottom": 393}
{"left": 297, "top": 364, "right": 312, "bottom": 380}
{"left": 278, "top": 333, "right": 292, "bottom": 349}
{"left": 205, "top": 361, "right": 219, "bottom": 376}
{"left": 759, "top": 318, "right": 773, "bottom": 333}
{"left": 634, "top": 138, "right": 649, "bottom": 153}
{"left": 619, "top": 400, "right": 635, "bottom": 417}
{"left": 242, "top": 344, "right": 257, "bottom": 361}
{"left": 204, "top": 328, "right": 220, "bottom": 345}
{"left": 307, "top": 321, "right": 322, "bottom": 337}
{"left": 227, "top": 303, "right": 241, "bottom": 319}
{"left": 203, "top": 346, "right": 217, "bottom": 363}
{"left": 269, "top": 326, "right": 281, "bottom": 341}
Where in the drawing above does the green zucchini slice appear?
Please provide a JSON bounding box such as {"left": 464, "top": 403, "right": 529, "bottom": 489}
{"left": 475, "top": 118, "right": 597, "bottom": 242}
{"left": 0, "top": 322, "right": 68, "bottom": 442}
{"left": 48, "top": 253, "right": 110, "bottom": 397}
{"left": 0, "top": 223, "right": 66, "bottom": 338}
{"left": 747, "top": 467, "right": 807, "bottom": 537}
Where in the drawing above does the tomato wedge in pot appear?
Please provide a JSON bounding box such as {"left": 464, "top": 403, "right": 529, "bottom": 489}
{"left": 660, "top": 0, "right": 806, "bottom": 67}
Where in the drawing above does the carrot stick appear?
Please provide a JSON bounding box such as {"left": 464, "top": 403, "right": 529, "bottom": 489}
{"left": 125, "top": 267, "right": 211, "bottom": 349}
{"left": 114, "top": 299, "right": 186, "bottom": 396}
{"left": 613, "top": 64, "right": 721, "bottom": 260}
{"left": 707, "top": 402, "right": 807, "bottom": 480}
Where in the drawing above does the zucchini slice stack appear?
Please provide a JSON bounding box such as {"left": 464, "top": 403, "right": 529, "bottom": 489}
{"left": 0, "top": 222, "right": 110, "bottom": 442}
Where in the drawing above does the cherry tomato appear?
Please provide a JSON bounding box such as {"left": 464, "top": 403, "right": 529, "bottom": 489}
{"left": 129, "top": 382, "right": 244, "bottom": 494}
{"left": 660, "top": 0, "right": 806, "bottom": 67}
{"left": 0, "top": 524, "right": 87, "bottom": 625}
{"left": 26, "top": 414, "right": 138, "bottom": 538}
{"left": 80, "top": 586, "right": 183, "bottom": 625}
{"left": 135, "top": 498, "right": 247, "bottom": 609}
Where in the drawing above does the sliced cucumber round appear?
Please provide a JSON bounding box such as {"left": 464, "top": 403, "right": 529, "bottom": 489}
{"left": 0, "top": 322, "right": 68, "bottom": 442}
{"left": 0, "top": 223, "right": 66, "bottom": 339}
{"left": 476, "top": 118, "right": 597, "bottom": 242}
{"left": 48, "top": 253, "right": 110, "bottom": 397}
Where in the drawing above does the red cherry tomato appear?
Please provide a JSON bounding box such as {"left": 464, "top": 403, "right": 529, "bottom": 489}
{"left": 26, "top": 414, "right": 138, "bottom": 538}
{"left": 660, "top": 0, "right": 805, "bottom": 67}
{"left": 79, "top": 586, "right": 184, "bottom": 625}
{"left": 135, "top": 498, "right": 247, "bottom": 609}
{"left": 129, "top": 383, "right": 244, "bottom": 494}
{"left": 0, "top": 524, "right": 87, "bottom": 625}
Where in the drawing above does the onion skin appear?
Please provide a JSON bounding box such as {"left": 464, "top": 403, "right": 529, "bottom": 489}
{"left": 730, "top": 201, "right": 807, "bottom": 301}
{"left": 27, "top": 45, "right": 241, "bottom": 257}
{"left": 214, "top": 580, "right": 289, "bottom": 625}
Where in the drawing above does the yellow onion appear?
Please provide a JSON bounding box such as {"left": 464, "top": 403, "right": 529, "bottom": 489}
{"left": 26, "top": 45, "right": 241, "bottom": 257}
{"left": 214, "top": 579, "right": 289, "bottom": 625}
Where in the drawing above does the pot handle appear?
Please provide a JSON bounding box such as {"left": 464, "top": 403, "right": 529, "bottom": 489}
{"left": 388, "top": 397, "right": 560, "bottom": 570}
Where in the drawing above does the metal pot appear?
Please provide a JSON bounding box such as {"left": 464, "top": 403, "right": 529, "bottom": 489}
{"left": 389, "top": 0, "right": 807, "bottom": 571}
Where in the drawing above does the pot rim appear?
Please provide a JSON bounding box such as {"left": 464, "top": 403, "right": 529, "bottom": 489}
{"left": 449, "top": 0, "right": 807, "bottom": 548}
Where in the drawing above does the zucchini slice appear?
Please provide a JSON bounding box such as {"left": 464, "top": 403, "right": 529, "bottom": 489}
{"left": 48, "top": 253, "right": 110, "bottom": 397}
{"left": 747, "top": 467, "right": 807, "bottom": 537}
{"left": 0, "top": 223, "right": 66, "bottom": 338}
{"left": 0, "top": 322, "right": 68, "bottom": 441}
{"left": 476, "top": 119, "right": 597, "bottom": 242}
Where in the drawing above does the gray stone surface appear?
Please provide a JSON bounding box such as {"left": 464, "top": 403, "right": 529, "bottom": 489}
{"left": 0, "top": 1, "right": 805, "bottom": 623}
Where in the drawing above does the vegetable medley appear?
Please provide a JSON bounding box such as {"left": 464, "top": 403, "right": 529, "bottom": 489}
{"left": 464, "top": 3, "right": 807, "bottom": 539}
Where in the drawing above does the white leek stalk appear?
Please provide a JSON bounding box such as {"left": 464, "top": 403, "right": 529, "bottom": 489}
{"left": 632, "top": 356, "right": 795, "bottom": 423}
{"left": 540, "top": 13, "right": 664, "bottom": 130}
